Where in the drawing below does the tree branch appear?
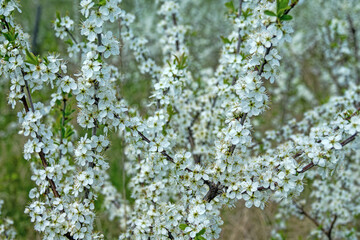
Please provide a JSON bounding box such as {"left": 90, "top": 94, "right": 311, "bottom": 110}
{"left": 172, "top": 13, "right": 180, "bottom": 52}
{"left": 20, "top": 87, "right": 75, "bottom": 240}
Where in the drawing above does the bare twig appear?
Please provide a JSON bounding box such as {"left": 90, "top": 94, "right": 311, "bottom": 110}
{"left": 327, "top": 215, "right": 337, "bottom": 240}
{"left": 172, "top": 13, "right": 180, "bottom": 52}
{"left": 65, "top": 28, "right": 78, "bottom": 44}
{"left": 295, "top": 202, "right": 337, "bottom": 240}
{"left": 187, "top": 112, "right": 201, "bottom": 164}
{"left": 31, "top": 3, "right": 42, "bottom": 54}
{"left": 59, "top": 96, "right": 67, "bottom": 159}
{"left": 347, "top": 15, "right": 360, "bottom": 84}
{"left": 295, "top": 202, "right": 328, "bottom": 236}
{"left": 231, "top": 0, "right": 244, "bottom": 85}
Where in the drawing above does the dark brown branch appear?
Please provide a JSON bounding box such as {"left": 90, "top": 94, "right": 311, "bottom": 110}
{"left": 24, "top": 79, "right": 35, "bottom": 112}
{"left": 167, "top": 229, "right": 174, "bottom": 240}
{"left": 345, "top": 107, "right": 360, "bottom": 121}
{"left": 188, "top": 112, "right": 201, "bottom": 164}
{"left": 203, "top": 181, "right": 223, "bottom": 202}
{"left": 64, "top": 233, "right": 75, "bottom": 240}
{"left": 258, "top": 46, "right": 272, "bottom": 76}
{"left": 59, "top": 96, "right": 67, "bottom": 159}
{"left": 20, "top": 89, "right": 74, "bottom": 240}
{"left": 347, "top": 15, "right": 359, "bottom": 84}
{"left": 284, "top": 1, "right": 299, "bottom": 15}
{"left": 295, "top": 202, "right": 337, "bottom": 240}
{"left": 136, "top": 130, "right": 151, "bottom": 143}
{"left": 298, "top": 132, "right": 358, "bottom": 173}
{"left": 327, "top": 215, "right": 337, "bottom": 240}
{"left": 236, "top": 0, "right": 244, "bottom": 54}
{"left": 20, "top": 95, "right": 30, "bottom": 112}
{"left": 340, "top": 132, "right": 357, "bottom": 146}
{"left": 65, "top": 28, "right": 78, "bottom": 44}
{"left": 134, "top": 129, "right": 195, "bottom": 171}
{"left": 295, "top": 203, "right": 328, "bottom": 237}
{"left": 297, "top": 162, "right": 314, "bottom": 173}
{"left": 231, "top": 0, "right": 245, "bottom": 85}
{"left": 21, "top": 83, "right": 61, "bottom": 199}
{"left": 171, "top": 13, "right": 180, "bottom": 52}
{"left": 31, "top": 4, "right": 42, "bottom": 55}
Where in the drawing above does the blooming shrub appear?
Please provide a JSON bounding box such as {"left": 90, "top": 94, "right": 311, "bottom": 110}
{"left": 0, "top": 0, "right": 359, "bottom": 239}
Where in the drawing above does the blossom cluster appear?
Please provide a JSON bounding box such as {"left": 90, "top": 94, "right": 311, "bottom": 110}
{"left": 1, "top": 0, "right": 359, "bottom": 239}
{"left": 259, "top": 1, "right": 360, "bottom": 238}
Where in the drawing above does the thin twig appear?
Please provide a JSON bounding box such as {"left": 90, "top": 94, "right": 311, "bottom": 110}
{"left": 187, "top": 112, "right": 201, "bottom": 164}
{"left": 327, "top": 215, "right": 337, "bottom": 240}
{"left": 294, "top": 202, "right": 328, "bottom": 236}
{"left": 347, "top": 15, "right": 360, "bottom": 84}
{"left": 65, "top": 28, "right": 78, "bottom": 44}
{"left": 59, "top": 96, "right": 67, "bottom": 159}
{"left": 20, "top": 86, "right": 61, "bottom": 198}
{"left": 31, "top": 4, "right": 42, "bottom": 54}
{"left": 298, "top": 132, "right": 358, "bottom": 173}
{"left": 171, "top": 13, "right": 180, "bottom": 51}
{"left": 232, "top": 0, "right": 244, "bottom": 85}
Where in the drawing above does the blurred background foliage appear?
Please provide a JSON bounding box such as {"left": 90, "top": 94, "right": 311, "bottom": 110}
{"left": 0, "top": 0, "right": 348, "bottom": 239}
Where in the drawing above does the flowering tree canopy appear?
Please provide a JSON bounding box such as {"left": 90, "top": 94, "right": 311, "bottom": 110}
{"left": 0, "top": 0, "right": 359, "bottom": 239}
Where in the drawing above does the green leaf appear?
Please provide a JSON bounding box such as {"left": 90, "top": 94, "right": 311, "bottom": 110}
{"left": 280, "top": 14, "right": 293, "bottom": 21}
{"left": 277, "top": 0, "right": 289, "bottom": 11}
{"left": 2, "top": 32, "right": 12, "bottom": 42}
{"left": 25, "top": 49, "right": 39, "bottom": 65}
{"left": 173, "top": 53, "right": 188, "bottom": 70}
{"left": 242, "top": 8, "right": 252, "bottom": 19}
{"left": 264, "top": 10, "right": 277, "bottom": 17}
{"left": 43, "top": 56, "right": 49, "bottom": 64}
{"left": 277, "top": 0, "right": 291, "bottom": 16}
{"left": 173, "top": 55, "right": 180, "bottom": 65}
{"left": 1, "top": 25, "right": 17, "bottom": 44}
{"left": 179, "top": 223, "right": 188, "bottom": 231}
{"left": 196, "top": 228, "right": 206, "bottom": 236}
{"left": 225, "top": 1, "right": 236, "bottom": 13}
{"left": 56, "top": 11, "right": 61, "bottom": 20}
{"left": 167, "top": 105, "right": 175, "bottom": 117}
{"left": 65, "top": 38, "right": 73, "bottom": 46}
{"left": 317, "top": 224, "right": 323, "bottom": 231}
{"left": 97, "top": 0, "right": 107, "bottom": 6}
{"left": 220, "top": 36, "right": 232, "bottom": 44}
{"left": 196, "top": 237, "right": 206, "bottom": 240}
{"left": 65, "top": 127, "right": 74, "bottom": 138}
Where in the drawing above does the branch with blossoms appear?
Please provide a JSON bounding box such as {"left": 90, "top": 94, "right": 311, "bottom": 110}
{"left": 258, "top": 2, "right": 360, "bottom": 237}
{"left": 1, "top": 0, "right": 360, "bottom": 239}
{"left": 1, "top": 0, "right": 127, "bottom": 238}
{"left": 116, "top": 1, "right": 306, "bottom": 238}
{"left": 1, "top": 14, "right": 78, "bottom": 240}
